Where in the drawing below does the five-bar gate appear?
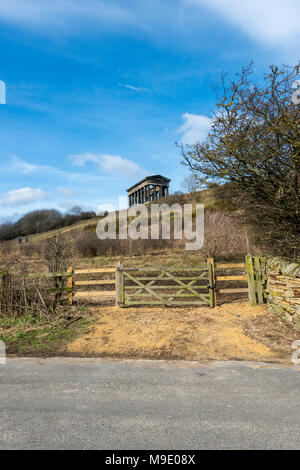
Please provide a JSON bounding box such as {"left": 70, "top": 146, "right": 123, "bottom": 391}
{"left": 116, "top": 261, "right": 215, "bottom": 307}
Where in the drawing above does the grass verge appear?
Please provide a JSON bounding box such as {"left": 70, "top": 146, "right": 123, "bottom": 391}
{"left": 0, "top": 308, "right": 94, "bottom": 356}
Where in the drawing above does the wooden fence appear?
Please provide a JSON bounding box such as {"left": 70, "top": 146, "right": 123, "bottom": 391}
{"left": 72, "top": 267, "right": 115, "bottom": 303}
{"left": 1, "top": 256, "right": 265, "bottom": 308}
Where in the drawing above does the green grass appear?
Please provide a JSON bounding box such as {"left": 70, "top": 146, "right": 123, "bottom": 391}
{"left": 0, "top": 309, "right": 95, "bottom": 356}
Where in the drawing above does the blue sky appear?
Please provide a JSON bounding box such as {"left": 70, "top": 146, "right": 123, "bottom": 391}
{"left": 0, "top": 0, "right": 299, "bottom": 221}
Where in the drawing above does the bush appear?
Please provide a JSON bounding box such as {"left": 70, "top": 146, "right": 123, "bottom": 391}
{"left": 75, "top": 232, "right": 175, "bottom": 258}
{"left": 75, "top": 233, "right": 100, "bottom": 258}
{"left": 199, "top": 211, "right": 247, "bottom": 260}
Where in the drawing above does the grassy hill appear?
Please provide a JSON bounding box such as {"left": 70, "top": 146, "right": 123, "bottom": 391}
{"left": 0, "top": 187, "right": 249, "bottom": 276}
{"left": 12, "top": 188, "right": 217, "bottom": 244}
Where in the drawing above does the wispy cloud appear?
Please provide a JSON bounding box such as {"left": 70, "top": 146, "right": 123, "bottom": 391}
{"left": 178, "top": 113, "right": 212, "bottom": 145}
{"left": 0, "top": 0, "right": 135, "bottom": 30}
{"left": 68, "top": 152, "right": 148, "bottom": 179}
{"left": 118, "top": 83, "right": 147, "bottom": 92}
{"left": 57, "top": 187, "right": 76, "bottom": 197}
{"left": 3, "top": 187, "right": 47, "bottom": 206}
{"left": 5, "top": 156, "right": 107, "bottom": 184}
{"left": 9, "top": 156, "right": 65, "bottom": 176}
{"left": 0, "top": 0, "right": 298, "bottom": 59}
{"left": 187, "top": 0, "right": 300, "bottom": 49}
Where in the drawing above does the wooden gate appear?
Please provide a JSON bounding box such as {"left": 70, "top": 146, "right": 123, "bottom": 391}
{"left": 116, "top": 262, "right": 215, "bottom": 307}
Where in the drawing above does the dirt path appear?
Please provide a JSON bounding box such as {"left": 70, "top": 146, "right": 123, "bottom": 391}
{"left": 65, "top": 302, "right": 298, "bottom": 363}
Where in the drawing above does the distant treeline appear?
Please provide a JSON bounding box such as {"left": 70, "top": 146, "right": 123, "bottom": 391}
{"left": 0, "top": 206, "right": 96, "bottom": 241}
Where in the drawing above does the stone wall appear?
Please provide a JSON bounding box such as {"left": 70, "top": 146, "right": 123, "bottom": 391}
{"left": 267, "top": 258, "right": 300, "bottom": 328}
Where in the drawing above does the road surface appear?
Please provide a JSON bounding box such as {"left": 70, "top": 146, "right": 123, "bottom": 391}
{"left": 0, "top": 358, "right": 299, "bottom": 450}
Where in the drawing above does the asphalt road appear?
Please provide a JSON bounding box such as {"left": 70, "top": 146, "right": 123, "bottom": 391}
{"left": 0, "top": 358, "right": 299, "bottom": 450}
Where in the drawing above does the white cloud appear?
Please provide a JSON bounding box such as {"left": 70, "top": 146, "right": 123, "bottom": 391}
{"left": 3, "top": 187, "right": 47, "bottom": 206}
{"left": 100, "top": 154, "right": 145, "bottom": 178}
{"left": 0, "top": 0, "right": 298, "bottom": 58}
{"left": 178, "top": 113, "right": 212, "bottom": 145}
{"left": 0, "top": 0, "right": 134, "bottom": 29}
{"left": 69, "top": 153, "right": 147, "bottom": 178}
{"left": 188, "top": 0, "right": 300, "bottom": 48}
{"left": 5, "top": 156, "right": 108, "bottom": 184}
{"left": 57, "top": 187, "right": 76, "bottom": 197}
{"left": 9, "top": 156, "right": 64, "bottom": 176}
{"left": 118, "top": 83, "right": 147, "bottom": 92}
{"left": 68, "top": 153, "right": 99, "bottom": 167}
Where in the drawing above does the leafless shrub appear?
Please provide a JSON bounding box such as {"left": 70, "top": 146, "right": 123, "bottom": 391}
{"left": 43, "top": 235, "right": 71, "bottom": 273}
{"left": 19, "top": 242, "right": 42, "bottom": 258}
{"left": 75, "top": 232, "right": 176, "bottom": 258}
{"left": 75, "top": 232, "right": 100, "bottom": 258}
{"left": 0, "top": 270, "right": 63, "bottom": 319}
{"left": 199, "top": 211, "right": 247, "bottom": 260}
{"left": 0, "top": 237, "right": 73, "bottom": 318}
{"left": 43, "top": 235, "right": 72, "bottom": 309}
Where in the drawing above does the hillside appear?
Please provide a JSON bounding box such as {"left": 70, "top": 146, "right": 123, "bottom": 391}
{"left": 0, "top": 186, "right": 249, "bottom": 279}
{"left": 2, "top": 188, "right": 217, "bottom": 245}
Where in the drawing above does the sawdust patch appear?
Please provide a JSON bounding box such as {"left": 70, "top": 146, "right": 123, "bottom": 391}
{"left": 65, "top": 302, "right": 297, "bottom": 362}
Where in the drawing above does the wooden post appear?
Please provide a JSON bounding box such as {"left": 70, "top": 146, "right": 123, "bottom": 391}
{"left": 253, "top": 257, "right": 264, "bottom": 304}
{"left": 1, "top": 270, "right": 10, "bottom": 296}
{"left": 67, "top": 266, "right": 74, "bottom": 305}
{"left": 246, "top": 255, "right": 256, "bottom": 306}
{"left": 260, "top": 257, "right": 268, "bottom": 301}
{"left": 207, "top": 258, "right": 216, "bottom": 308}
{"left": 116, "top": 262, "right": 124, "bottom": 307}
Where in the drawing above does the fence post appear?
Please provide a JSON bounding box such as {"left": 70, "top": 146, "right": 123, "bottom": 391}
{"left": 116, "top": 262, "right": 124, "bottom": 307}
{"left": 260, "top": 257, "right": 268, "bottom": 301}
{"left": 207, "top": 258, "right": 216, "bottom": 308}
{"left": 253, "top": 256, "right": 264, "bottom": 304}
{"left": 67, "top": 266, "right": 74, "bottom": 305}
{"left": 1, "top": 270, "right": 10, "bottom": 296}
{"left": 246, "top": 255, "right": 256, "bottom": 306}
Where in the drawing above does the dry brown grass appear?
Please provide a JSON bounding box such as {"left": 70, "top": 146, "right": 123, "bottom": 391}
{"left": 65, "top": 302, "right": 298, "bottom": 363}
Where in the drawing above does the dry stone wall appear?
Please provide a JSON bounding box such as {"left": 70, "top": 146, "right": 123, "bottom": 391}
{"left": 267, "top": 258, "right": 300, "bottom": 329}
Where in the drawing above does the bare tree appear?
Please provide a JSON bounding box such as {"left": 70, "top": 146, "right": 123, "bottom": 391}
{"left": 180, "top": 63, "right": 300, "bottom": 257}
{"left": 181, "top": 174, "right": 198, "bottom": 194}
